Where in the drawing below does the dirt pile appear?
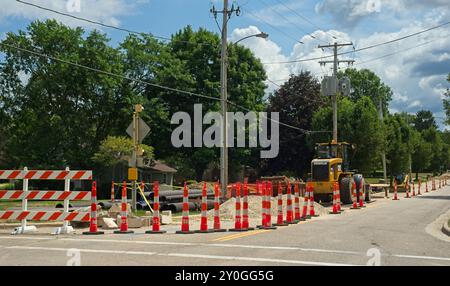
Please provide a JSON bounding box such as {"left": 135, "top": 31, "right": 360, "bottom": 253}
{"left": 206, "top": 195, "right": 328, "bottom": 221}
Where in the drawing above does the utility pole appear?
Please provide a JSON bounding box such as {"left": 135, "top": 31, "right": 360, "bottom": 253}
{"left": 378, "top": 98, "right": 388, "bottom": 183}
{"left": 318, "top": 42, "right": 354, "bottom": 142}
{"left": 211, "top": 0, "right": 240, "bottom": 197}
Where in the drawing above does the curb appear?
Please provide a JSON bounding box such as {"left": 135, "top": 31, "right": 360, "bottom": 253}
{"left": 0, "top": 222, "right": 63, "bottom": 229}
{"left": 442, "top": 221, "right": 450, "bottom": 237}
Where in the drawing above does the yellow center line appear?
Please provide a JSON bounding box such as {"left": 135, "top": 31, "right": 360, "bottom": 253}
{"left": 212, "top": 229, "right": 271, "bottom": 242}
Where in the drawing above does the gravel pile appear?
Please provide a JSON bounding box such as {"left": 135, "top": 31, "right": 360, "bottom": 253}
{"left": 205, "top": 195, "right": 328, "bottom": 221}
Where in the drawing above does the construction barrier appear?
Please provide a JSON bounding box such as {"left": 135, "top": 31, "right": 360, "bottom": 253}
{"left": 146, "top": 181, "right": 166, "bottom": 234}
{"left": 114, "top": 181, "right": 134, "bottom": 234}
{"left": 393, "top": 180, "right": 399, "bottom": 200}
{"left": 405, "top": 180, "right": 411, "bottom": 198}
{"left": 301, "top": 184, "right": 311, "bottom": 220}
{"left": 294, "top": 181, "right": 302, "bottom": 222}
{"left": 285, "top": 181, "right": 296, "bottom": 224}
{"left": 176, "top": 182, "right": 194, "bottom": 234}
{"left": 418, "top": 178, "right": 422, "bottom": 195}
{"left": 83, "top": 182, "right": 104, "bottom": 235}
{"left": 0, "top": 167, "right": 92, "bottom": 235}
{"left": 196, "top": 182, "right": 213, "bottom": 233}
{"left": 242, "top": 180, "right": 254, "bottom": 231}
{"left": 258, "top": 181, "right": 276, "bottom": 230}
{"left": 274, "top": 182, "right": 288, "bottom": 226}
{"left": 330, "top": 182, "right": 341, "bottom": 214}
{"left": 350, "top": 181, "right": 360, "bottom": 209}
{"left": 358, "top": 180, "right": 366, "bottom": 208}
{"left": 308, "top": 183, "right": 319, "bottom": 217}
{"left": 229, "top": 183, "right": 246, "bottom": 232}
{"left": 213, "top": 182, "right": 226, "bottom": 232}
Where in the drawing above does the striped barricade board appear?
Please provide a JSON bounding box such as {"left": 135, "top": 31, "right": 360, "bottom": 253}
{"left": 0, "top": 170, "right": 92, "bottom": 180}
{"left": 0, "top": 211, "right": 90, "bottom": 222}
{"left": 0, "top": 190, "right": 91, "bottom": 201}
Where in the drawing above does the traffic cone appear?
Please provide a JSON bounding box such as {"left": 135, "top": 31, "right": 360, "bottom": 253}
{"left": 405, "top": 181, "right": 411, "bottom": 198}
{"left": 393, "top": 180, "right": 399, "bottom": 200}
{"left": 329, "top": 182, "right": 341, "bottom": 214}
{"left": 195, "top": 182, "right": 213, "bottom": 233}
{"left": 425, "top": 178, "right": 429, "bottom": 193}
{"left": 176, "top": 182, "right": 194, "bottom": 234}
{"left": 350, "top": 181, "right": 360, "bottom": 209}
{"left": 358, "top": 181, "right": 366, "bottom": 207}
{"left": 274, "top": 182, "right": 288, "bottom": 226}
{"left": 114, "top": 181, "right": 134, "bottom": 234}
{"left": 259, "top": 181, "right": 277, "bottom": 230}
{"left": 257, "top": 181, "right": 266, "bottom": 229}
{"left": 111, "top": 181, "right": 115, "bottom": 202}
{"left": 302, "top": 184, "right": 311, "bottom": 219}
{"left": 412, "top": 182, "right": 416, "bottom": 197}
{"left": 417, "top": 178, "right": 421, "bottom": 195}
{"left": 229, "top": 183, "right": 246, "bottom": 232}
{"left": 309, "top": 183, "right": 319, "bottom": 217}
{"left": 285, "top": 181, "right": 296, "bottom": 224}
{"left": 294, "top": 181, "right": 302, "bottom": 222}
{"left": 242, "top": 179, "right": 254, "bottom": 230}
{"left": 213, "top": 182, "right": 226, "bottom": 232}
{"left": 336, "top": 183, "right": 342, "bottom": 212}
{"left": 432, "top": 177, "right": 436, "bottom": 191}
{"left": 83, "top": 181, "right": 105, "bottom": 235}
{"left": 146, "top": 181, "right": 166, "bottom": 234}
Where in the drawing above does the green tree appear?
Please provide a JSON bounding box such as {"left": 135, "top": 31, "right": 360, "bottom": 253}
{"left": 413, "top": 110, "right": 437, "bottom": 131}
{"left": 312, "top": 96, "right": 384, "bottom": 174}
{"left": 264, "top": 72, "right": 326, "bottom": 176}
{"left": 384, "top": 114, "right": 414, "bottom": 177}
{"left": 444, "top": 73, "right": 450, "bottom": 125}
{"left": 0, "top": 20, "right": 134, "bottom": 169}
{"left": 338, "top": 68, "right": 393, "bottom": 114}
{"left": 145, "top": 26, "right": 267, "bottom": 180}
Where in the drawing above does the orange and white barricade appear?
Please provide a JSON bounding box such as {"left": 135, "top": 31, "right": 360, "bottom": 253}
{"left": 0, "top": 167, "right": 92, "bottom": 235}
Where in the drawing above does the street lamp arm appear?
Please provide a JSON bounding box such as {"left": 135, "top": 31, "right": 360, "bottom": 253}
{"left": 234, "top": 32, "right": 269, "bottom": 45}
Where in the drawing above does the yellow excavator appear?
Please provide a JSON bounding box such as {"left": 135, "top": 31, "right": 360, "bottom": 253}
{"left": 310, "top": 140, "right": 370, "bottom": 204}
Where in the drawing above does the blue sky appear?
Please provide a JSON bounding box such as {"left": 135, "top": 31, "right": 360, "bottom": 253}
{"left": 1, "top": 0, "right": 450, "bottom": 128}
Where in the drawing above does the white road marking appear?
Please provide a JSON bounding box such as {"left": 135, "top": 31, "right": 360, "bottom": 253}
{"left": 162, "top": 253, "right": 357, "bottom": 266}
{"left": 392, "top": 254, "right": 450, "bottom": 262}
{"left": 2, "top": 245, "right": 356, "bottom": 266}
{"left": 6, "top": 245, "right": 157, "bottom": 256}
{"left": 0, "top": 235, "right": 449, "bottom": 263}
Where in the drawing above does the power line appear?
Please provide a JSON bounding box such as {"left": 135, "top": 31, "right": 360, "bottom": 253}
{"left": 16, "top": 0, "right": 216, "bottom": 47}
{"left": 256, "top": 0, "right": 326, "bottom": 43}
{"left": 243, "top": 8, "right": 304, "bottom": 45}
{"left": 273, "top": 0, "right": 339, "bottom": 40}
{"left": 0, "top": 41, "right": 328, "bottom": 134}
{"left": 268, "top": 34, "right": 450, "bottom": 83}
{"left": 263, "top": 20, "right": 450, "bottom": 65}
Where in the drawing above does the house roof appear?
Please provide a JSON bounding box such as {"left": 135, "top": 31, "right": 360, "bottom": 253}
{"left": 145, "top": 160, "right": 177, "bottom": 173}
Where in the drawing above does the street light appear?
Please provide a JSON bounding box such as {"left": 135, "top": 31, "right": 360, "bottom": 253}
{"left": 220, "top": 31, "right": 269, "bottom": 197}
{"left": 234, "top": 32, "right": 269, "bottom": 45}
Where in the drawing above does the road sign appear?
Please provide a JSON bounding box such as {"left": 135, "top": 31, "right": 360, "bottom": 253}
{"left": 128, "top": 168, "right": 138, "bottom": 181}
{"left": 126, "top": 118, "right": 150, "bottom": 143}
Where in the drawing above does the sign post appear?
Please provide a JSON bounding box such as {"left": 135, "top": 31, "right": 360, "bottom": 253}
{"left": 126, "top": 105, "right": 150, "bottom": 211}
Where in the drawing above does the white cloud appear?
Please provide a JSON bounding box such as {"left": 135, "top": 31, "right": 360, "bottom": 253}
{"left": 0, "top": 0, "right": 147, "bottom": 28}
{"left": 233, "top": 16, "right": 450, "bottom": 128}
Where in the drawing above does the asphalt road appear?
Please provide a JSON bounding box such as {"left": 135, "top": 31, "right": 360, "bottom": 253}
{"left": 0, "top": 184, "right": 449, "bottom": 266}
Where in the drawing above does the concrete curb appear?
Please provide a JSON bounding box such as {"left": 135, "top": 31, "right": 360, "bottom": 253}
{"left": 0, "top": 222, "right": 63, "bottom": 229}
{"left": 442, "top": 221, "right": 450, "bottom": 237}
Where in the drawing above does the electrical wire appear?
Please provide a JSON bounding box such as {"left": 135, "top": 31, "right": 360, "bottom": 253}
{"left": 263, "top": 20, "right": 450, "bottom": 65}
{"left": 273, "top": 0, "right": 339, "bottom": 40}
{"left": 0, "top": 41, "right": 330, "bottom": 134}
{"left": 16, "top": 0, "right": 216, "bottom": 47}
